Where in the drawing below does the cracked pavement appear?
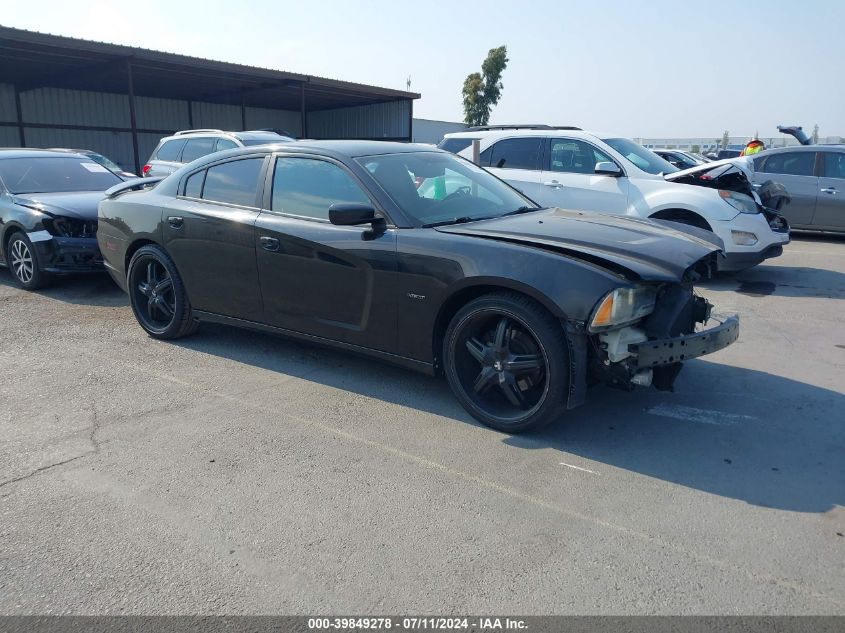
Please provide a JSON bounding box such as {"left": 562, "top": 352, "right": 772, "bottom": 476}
{"left": 0, "top": 234, "right": 843, "bottom": 614}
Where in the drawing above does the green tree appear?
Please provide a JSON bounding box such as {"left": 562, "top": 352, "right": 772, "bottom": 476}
{"left": 721, "top": 130, "right": 730, "bottom": 149}
{"left": 462, "top": 46, "right": 509, "bottom": 126}
{"left": 691, "top": 144, "right": 701, "bottom": 153}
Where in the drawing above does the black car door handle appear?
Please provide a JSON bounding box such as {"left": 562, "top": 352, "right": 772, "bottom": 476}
{"left": 167, "top": 216, "right": 184, "bottom": 229}
{"left": 260, "top": 236, "right": 280, "bottom": 251}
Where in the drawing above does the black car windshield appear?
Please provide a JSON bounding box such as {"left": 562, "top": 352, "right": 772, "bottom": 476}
{"left": 602, "top": 138, "right": 679, "bottom": 175}
{"left": 0, "top": 157, "right": 122, "bottom": 194}
{"left": 84, "top": 152, "right": 124, "bottom": 173}
{"left": 356, "top": 151, "right": 536, "bottom": 226}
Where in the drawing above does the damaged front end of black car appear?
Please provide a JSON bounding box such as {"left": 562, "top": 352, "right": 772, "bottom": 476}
{"left": 438, "top": 208, "right": 740, "bottom": 413}
{"left": 582, "top": 274, "right": 738, "bottom": 398}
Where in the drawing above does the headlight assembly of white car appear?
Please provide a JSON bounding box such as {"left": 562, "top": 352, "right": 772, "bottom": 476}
{"left": 719, "top": 190, "right": 759, "bottom": 214}
{"left": 589, "top": 286, "right": 659, "bottom": 332}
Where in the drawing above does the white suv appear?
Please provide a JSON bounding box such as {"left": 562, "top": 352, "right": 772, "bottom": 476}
{"left": 440, "top": 126, "right": 789, "bottom": 271}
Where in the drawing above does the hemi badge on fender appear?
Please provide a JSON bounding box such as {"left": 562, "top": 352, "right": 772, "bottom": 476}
{"left": 407, "top": 293, "right": 426, "bottom": 301}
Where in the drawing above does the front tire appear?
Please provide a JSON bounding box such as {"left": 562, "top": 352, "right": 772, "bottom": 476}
{"left": 7, "top": 232, "right": 49, "bottom": 290}
{"left": 127, "top": 245, "right": 198, "bottom": 339}
{"left": 443, "top": 292, "right": 570, "bottom": 433}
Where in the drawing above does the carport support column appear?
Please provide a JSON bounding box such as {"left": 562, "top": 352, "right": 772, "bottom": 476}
{"left": 126, "top": 59, "right": 141, "bottom": 175}
{"left": 408, "top": 98, "right": 413, "bottom": 142}
{"left": 13, "top": 84, "right": 25, "bottom": 146}
{"left": 300, "top": 81, "right": 308, "bottom": 138}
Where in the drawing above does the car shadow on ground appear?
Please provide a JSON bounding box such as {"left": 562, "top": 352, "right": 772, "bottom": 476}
{"left": 4, "top": 262, "right": 842, "bottom": 514}
{"left": 700, "top": 264, "right": 845, "bottom": 299}
{"left": 174, "top": 322, "right": 844, "bottom": 515}
{"left": 0, "top": 270, "right": 127, "bottom": 306}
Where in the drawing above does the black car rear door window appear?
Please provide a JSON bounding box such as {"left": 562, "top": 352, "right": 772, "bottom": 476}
{"left": 181, "top": 138, "right": 217, "bottom": 164}
{"left": 201, "top": 158, "right": 264, "bottom": 207}
{"left": 487, "top": 137, "right": 543, "bottom": 170}
{"left": 184, "top": 170, "right": 205, "bottom": 198}
{"left": 761, "top": 151, "right": 817, "bottom": 176}
{"left": 155, "top": 139, "right": 186, "bottom": 161}
{"left": 271, "top": 157, "right": 370, "bottom": 220}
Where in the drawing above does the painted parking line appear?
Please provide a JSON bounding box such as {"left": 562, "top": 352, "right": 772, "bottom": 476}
{"left": 645, "top": 403, "right": 758, "bottom": 426}
{"left": 559, "top": 462, "right": 598, "bottom": 475}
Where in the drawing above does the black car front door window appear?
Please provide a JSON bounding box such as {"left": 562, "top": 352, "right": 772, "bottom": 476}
{"left": 271, "top": 157, "right": 371, "bottom": 220}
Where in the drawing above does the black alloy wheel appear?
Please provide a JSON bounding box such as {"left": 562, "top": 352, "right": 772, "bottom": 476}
{"left": 7, "top": 232, "right": 48, "bottom": 290}
{"left": 444, "top": 292, "right": 570, "bottom": 433}
{"left": 127, "top": 245, "right": 198, "bottom": 339}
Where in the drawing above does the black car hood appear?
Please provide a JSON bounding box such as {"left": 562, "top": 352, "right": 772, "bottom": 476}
{"left": 435, "top": 208, "right": 724, "bottom": 282}
{"left": 11, "top": 191, "right": 104, "bottom": 221}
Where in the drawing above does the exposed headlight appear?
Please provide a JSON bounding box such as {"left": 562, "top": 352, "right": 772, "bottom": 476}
{"left": 45, "top": 216, "right": 97, "bottom": 238}
{"left": 589, "top": 286, "right": 658, "bottom": 332}
{"left": 731, "top": 230, "right": 758, "bottom": 246}
{"left": 719, "top": 190, "right": 759, "bottom": 214}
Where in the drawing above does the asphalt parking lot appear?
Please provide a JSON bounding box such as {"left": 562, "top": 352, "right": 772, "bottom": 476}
{"left": 1, "top": 234, "right": 843, "bottom": 615}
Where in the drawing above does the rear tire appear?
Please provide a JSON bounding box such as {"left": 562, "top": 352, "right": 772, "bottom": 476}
{"left": 443, "top": 292, "right": 570, "bottom": 433}
{"left": 6, "top": 231, "right": 50, "bottom": 290}
{"left": 127, "top": 244, "right": 198, "bottom": 339}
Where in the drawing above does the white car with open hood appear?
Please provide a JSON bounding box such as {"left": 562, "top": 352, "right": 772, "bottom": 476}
{"left": 440, "top": 126, "right": 790, "bottom": 272}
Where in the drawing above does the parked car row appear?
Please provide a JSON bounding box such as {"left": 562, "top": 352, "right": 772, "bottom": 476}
{"left": 0, "top": 122, "right": 838, "bottom": 432}
{"left": 439, "top": 126, "right": 791, "bottom": 271}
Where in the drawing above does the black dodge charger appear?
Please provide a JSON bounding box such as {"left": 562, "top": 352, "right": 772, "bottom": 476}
{"left": 98, "top": 141, "right": 738, "bottom": 432}
{"left": 0, "top": 149, "right": 123, "bottom": 289}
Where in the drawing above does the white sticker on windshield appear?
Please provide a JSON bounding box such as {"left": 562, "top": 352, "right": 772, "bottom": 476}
{"left": 80, "top": 162, "right": 109, "bottom": 173}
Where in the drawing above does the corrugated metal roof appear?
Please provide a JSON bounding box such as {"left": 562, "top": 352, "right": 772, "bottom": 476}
{"left": 0, "top": 26, "right": 420, "bottom": 100}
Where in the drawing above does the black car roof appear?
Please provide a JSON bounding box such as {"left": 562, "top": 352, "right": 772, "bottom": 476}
{"left": 239, "top": 140, "right": 438, "bottom": 158}
{"left": 0, "top": 148, "right": 89, "bottom": 159}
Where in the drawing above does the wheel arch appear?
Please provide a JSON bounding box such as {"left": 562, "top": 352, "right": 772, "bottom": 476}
{"left": 124, "top": 237, "right": 164, "bottom": 273}
{"left": 1, "top": 222, "right": 27, "bottom": 259}
{"left": 649, "top": 207, "right": 713, "bottom": 231}
{"left": 431, "top": 278, "right": 567, "bottom": 375}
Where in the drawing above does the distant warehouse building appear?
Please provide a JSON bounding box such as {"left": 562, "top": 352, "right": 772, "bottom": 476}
{"left": 0, "top": 26, "right": 419, "bottom": 174}
{"left": 412, "top": 118, "right": 467, "bottom": 144}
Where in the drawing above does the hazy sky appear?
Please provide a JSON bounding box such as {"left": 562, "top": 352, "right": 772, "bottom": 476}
{"left": 4, "top": 0, "right": 844, "bottom": 138}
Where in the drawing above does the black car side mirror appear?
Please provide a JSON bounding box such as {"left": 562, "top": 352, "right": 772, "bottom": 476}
{"left": 329, "top": 203, "right": 385, "bottom": 229}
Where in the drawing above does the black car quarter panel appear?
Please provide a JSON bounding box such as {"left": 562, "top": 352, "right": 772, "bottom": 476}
{"left": 394, "top": 230, "right": 624, "bottom": 363}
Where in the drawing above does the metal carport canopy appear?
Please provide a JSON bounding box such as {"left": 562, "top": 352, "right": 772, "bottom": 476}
{"left": 0, "top": 25, "right": 420, "bottom": 170}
